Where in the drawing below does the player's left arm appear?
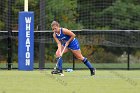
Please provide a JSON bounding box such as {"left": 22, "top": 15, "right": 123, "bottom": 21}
{"left": 63, "top": 28, "right": 76, "bottom": 46}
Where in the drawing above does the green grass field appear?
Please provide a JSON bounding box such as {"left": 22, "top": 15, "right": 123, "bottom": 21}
{"left": 1, "top": 63, "right": 140, "bottom": 69}
{"left": 0, "top": 70, "right": 139, "bottom": 93}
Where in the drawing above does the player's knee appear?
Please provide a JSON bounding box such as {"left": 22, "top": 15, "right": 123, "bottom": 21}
{"left": 76, "top": 56, "right": 83, "bottom": 61}
{"left": 56, "top": 51, "right": 61, "bottom": 57}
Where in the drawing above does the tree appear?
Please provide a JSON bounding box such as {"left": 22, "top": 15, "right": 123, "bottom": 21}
{"left": 102, "top": 0, "right": 140, "bottom": 29}
{"left": 46, "top": 0, "right": 82, "bottom": 30}
{"left": 77, "top": 0, "right": 140, "bottom": 30}
{"left": 77, "top": 0, "right": 115, "bottom": 29}
{"left": 0, "top": 0, "right": 7, "bottom": 30}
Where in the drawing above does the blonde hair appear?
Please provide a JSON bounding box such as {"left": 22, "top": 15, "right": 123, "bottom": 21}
{"left": 51, "top": 21, "right": 60, "bottom": 27}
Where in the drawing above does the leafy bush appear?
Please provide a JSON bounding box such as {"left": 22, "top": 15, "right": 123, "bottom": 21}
{"left": 93, "top": 47, "right": 118, "bottom": 63}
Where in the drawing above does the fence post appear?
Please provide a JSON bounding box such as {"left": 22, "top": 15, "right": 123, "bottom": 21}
{"left": 18, "top": 12, "right": 34, "bottom": 70}
{"left": 72, "top": 54, "right": 75, "bottom": 70}
{"left": 39, "top": 0, "right": 46, "bottom": 69}
{"left": 127, "top": 47, "right": 130, "bottom": 70}
{"left": 7, "top": 0, "right": 13, "bottom": 70}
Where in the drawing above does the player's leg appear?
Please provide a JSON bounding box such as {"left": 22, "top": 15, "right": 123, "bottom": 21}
{"left": 56, "top": 46, "right": 69, "bottom": 57}
{"left": 71, "top": 49, "right": 95, "bottom": 76}
{"left": 68, "top": 38, "right": 95, "bottom": 75}
{"left": 55, "top": 46, "right": 69, "bottom": 74}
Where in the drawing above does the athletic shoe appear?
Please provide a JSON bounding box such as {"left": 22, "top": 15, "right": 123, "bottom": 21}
{"left": 51, "top": 70, "right": 63, "bottom": 74}
{"left": 60, "top": 73, "right": 64, "bottom": 76}
{"left": 90, "top": 68, "right": 96, "bottom": 76}
{"left": 51, "top": 70, "right": 58, "bottom": 74}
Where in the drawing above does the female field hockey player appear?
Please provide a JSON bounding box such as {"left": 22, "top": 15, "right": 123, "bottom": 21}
{"left": 51, "top": 21, "right": 95, "bottom": 76}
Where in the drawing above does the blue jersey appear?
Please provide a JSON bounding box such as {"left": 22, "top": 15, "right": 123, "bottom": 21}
{"left": 55, "top": 28, "right": 71, "bottom": 44}
{"left": 55, "top": 28, "right": 80, "bottom": 50}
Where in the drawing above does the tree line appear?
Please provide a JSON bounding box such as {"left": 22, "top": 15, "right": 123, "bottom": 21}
{"left": 0, "top": 0, "right": 140, "bottom": 30}
{"left": 0, "top": 0, "right": 140, "bottom": 64}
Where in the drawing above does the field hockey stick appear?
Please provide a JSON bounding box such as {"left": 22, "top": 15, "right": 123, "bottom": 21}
{"left": 54, "top": 46, "right": 67, "bottom": 69}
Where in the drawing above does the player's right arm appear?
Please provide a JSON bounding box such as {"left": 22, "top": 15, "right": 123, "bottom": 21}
{"left": 53, "top": 33, "right": 62, "bottom": 53}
